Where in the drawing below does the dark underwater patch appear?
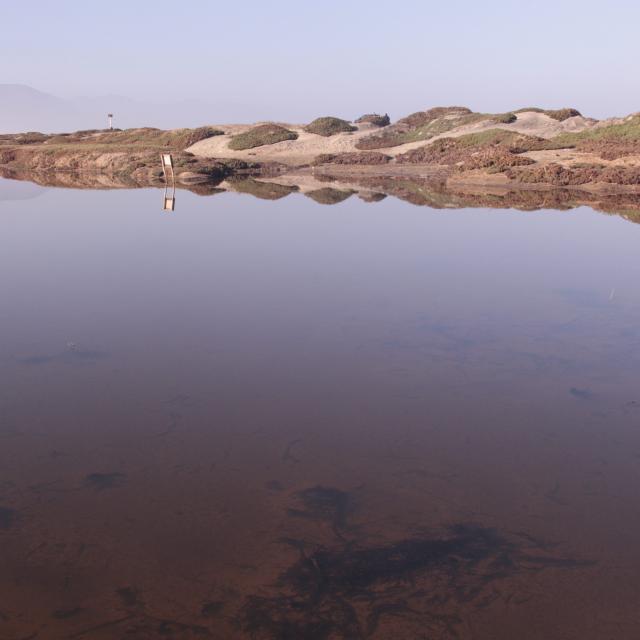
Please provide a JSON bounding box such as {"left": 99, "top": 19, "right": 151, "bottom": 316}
{"left": 0, "top": 506, "right": 16, "bottom": 530}
{"left": 240, "top": 488, "right": 592, "bottom": 640}
{"left": 84, "top": 472, "right": 126, "bottom": 491}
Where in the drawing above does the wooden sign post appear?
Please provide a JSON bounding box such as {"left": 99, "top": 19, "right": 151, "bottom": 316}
{"left": 161, "top": 153, "right": 176, "bottom": 211}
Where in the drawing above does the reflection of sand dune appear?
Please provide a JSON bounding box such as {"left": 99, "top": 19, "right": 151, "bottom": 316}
{"left": 3, "top": 167, "right": 640, "bottom": 222}
{"left": 222, "top": 173, "right": 640, "bottom": 222}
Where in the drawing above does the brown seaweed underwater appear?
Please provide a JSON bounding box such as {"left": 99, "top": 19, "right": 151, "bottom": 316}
{"left": 238, "top": 487, "right": 589, "bottom": 640}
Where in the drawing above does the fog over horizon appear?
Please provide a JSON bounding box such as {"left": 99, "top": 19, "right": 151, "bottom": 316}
{"left": 2, "top": 0, "right": 640, "bottom": 132}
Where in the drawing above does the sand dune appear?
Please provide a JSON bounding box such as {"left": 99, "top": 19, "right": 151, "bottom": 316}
{"left": 188, "top": 111, "right": 598, "bottom": 165}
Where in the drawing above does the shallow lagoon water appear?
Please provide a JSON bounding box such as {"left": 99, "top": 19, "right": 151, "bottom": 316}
{"left": 1, "top": 178, "right": 640, "bottom": 639}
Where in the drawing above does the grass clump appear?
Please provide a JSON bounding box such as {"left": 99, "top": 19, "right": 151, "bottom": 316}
{"left": 228, "top": 124, "right": 298, "bottom": 150}
{"left": 355, "top": 113, "right": 390, "bottom": 127}
{"left": 304, "top": 117, "right": 357, "bottom": 137}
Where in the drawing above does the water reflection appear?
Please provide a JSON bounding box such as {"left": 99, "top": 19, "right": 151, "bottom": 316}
{"left": 163, "top": 184, "right": 176, "bottom": 211}
{"left": 1, "top": 176, "right": 640, "bottom": 639}
{"left": 2, "top": 167, "right": 640, "bottom": 220}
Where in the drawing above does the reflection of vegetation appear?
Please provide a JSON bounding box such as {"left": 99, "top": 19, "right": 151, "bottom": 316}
{"left": 228, "top": 124, "right": 298, "bottom": 150}
{"left": 229, "top": 178, "right": 299, "bottom": 200}
{"left": 345, "top": 174, "right": 640, "bottom": 219}
{"left": 186, "top": 183, "right": 225, "bottom": 197}
{"left": 306, "top": 187, "right": 355, "bottom": 205}
{"left": 4, "top": 166, "right": 640, "bottom": 221}
{"left": 241, "top": 485, "right": 589, "bottom": 640}
{"left": 358, "top": 191, "right": 387, "bottom": 203}
{"left": 0, "top": 166, "right": 227, "bottom": 196}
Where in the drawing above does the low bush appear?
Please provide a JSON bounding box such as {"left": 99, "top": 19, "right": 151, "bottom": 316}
{"left": 311, "top": 151, "right": 391, "bottom": 166}
{"left": 514, "top": 107, "right": 582, "bottom": 122}
{"left": 304, "top": 117, "right": 356, "bottom": 137}
{"left": 355, "top": 113, "right": 391, "bottom": 127}
{"left": 16, "top": 132, "right": 49, "bottom": 144}
{"left": 228, "top": 124, "right": 298, "bottom": 150}
{"left": 493, "top": 112, "right": 517, "bottom": 124}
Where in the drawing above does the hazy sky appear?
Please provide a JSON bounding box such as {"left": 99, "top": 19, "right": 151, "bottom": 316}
{"left": 3, "top": 0, "right": 640, "bottom": 121}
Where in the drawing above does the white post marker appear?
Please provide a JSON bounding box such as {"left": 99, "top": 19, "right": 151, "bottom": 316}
{"left": 108, "top": 113, "right": 113, "bottom": 130}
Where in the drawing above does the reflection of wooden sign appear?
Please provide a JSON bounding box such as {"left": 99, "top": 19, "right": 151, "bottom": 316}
{"left": 163, "top": 196, "right": 176, "bottom": 211}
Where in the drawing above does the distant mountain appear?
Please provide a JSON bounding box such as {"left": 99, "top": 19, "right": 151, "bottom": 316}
{"left": 0, "top": 84, "right": 79, "bottom": 133}
{"left": 0, "top": 84, "right": 251, "bottom": 133}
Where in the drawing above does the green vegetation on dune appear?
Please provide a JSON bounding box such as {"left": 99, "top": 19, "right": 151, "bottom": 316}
{"left": 0, "top": 126, "right": 223, "bottom": 150}
{"left": 396, "top": 129, "right": 541, "bottom": 173}
{"left": 514, "top": 107, "right": 582, "bottom": 121}
{"left": 311, "top": 151, "right": 391, "bottom": 166}
{"left": 438, "top": 129, "right": 523, "bottom": 147}
{"left": 228, "top": 124, "right": 298, "bottom": 150}
{"left": 397, "top": 106, "right": 473, "bottom": 128}
{"left": 548, "top": 115, "right": 640, "bottom": 145}
{"left": 492, "top": 112, "right": 517, "bottom": 124}
{"left": 541, "top": 115, "right": 640, "bottom": 158}
{"left": 304, "top": 117, "right": 357, "bottom": 137}
{"left": 355, "top": 107, "right": 487, "bottom": 150}
{"left": 97, "top": 126, "right": 223, "bottom": 148}
{"left": 355, "top": 113, "right": 390, "bottom": 127}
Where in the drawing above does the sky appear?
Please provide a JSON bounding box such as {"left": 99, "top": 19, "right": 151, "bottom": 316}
{"left": 2, "top": 0, "right": 640, "bottom": 122}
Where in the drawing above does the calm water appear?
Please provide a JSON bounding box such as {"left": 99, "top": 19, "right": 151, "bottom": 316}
{"left": 1, "top": 178, "right": 640, "bottom": 639}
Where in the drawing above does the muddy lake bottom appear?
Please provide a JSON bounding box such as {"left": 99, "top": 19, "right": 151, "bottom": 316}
{"left": 1, "top": 178, "right": 640, "bottom": 639}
